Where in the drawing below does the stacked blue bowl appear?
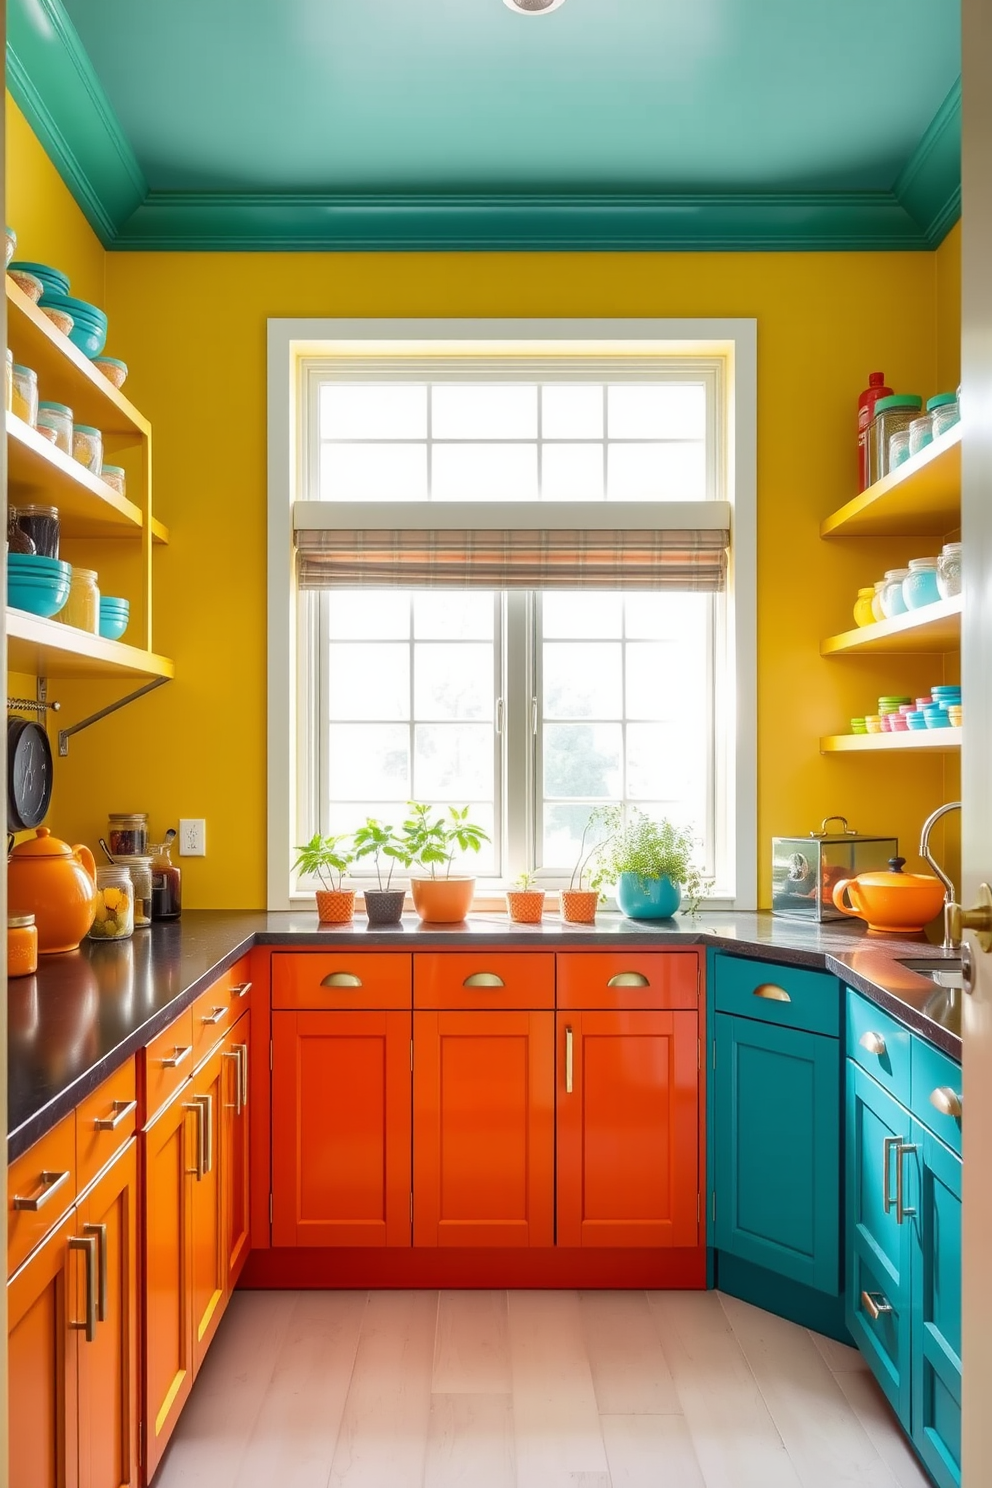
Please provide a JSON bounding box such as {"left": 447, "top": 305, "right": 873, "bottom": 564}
{"left": 8, "top": 554, "right": 71, "bottom": 617}
{"left": 9, "top": 260, "right": 70, "bottom": 299}
{"left": 98, "top": 596, "right": 129, "bottom": 641}
{"left": 36, "top": 292, "right": 108, "bottom": 357}
{"left": 927, "top": 684, "right": 961, "bottom": 728}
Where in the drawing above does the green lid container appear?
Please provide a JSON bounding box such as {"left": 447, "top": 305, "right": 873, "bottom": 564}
{"left": 874, "top": 394, "right": 922, "bottom": 414}
{"left": 926, "top": 392, "right": 957, "bottom": 411}
{"left": 73, "top": 424, "right": 101, "bottom": 436}
{"left": 38, "top": 401, "right": 72, "bottom": 416}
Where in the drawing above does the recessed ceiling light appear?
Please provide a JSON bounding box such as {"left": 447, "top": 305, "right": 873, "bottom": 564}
{"left": 503, "top": 0, "right": 567, "bottom": 14}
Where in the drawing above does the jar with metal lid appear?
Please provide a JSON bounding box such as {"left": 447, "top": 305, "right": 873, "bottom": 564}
{"left": 87, "top": 867, "right": 134, "bottom": 940}
{"left": 101, "top": 464, "right": 126, "bottom": 498}
{"left": 927, "top": 391, "right": 959, "bottom": 440}
{"left": 868, "top": 394, "right": 922, "bottom": 484}
{"left": 908, "top": 413, "right": 933, "bottom": 457}
{"left": 150, "top": 842, "right": 182, "bottom": 921}
{"left": 58, "top": 567, "right": 100, "bottom": 632}
{"left": 8, "top": 914, "right": 38, "bottom": 977}
{"left": 12, "top": 364, "right": 38, "bottom": 426}
{"left": 14, "top": 504, "right": 60, "bottom": 559}
{"left": 880, "top": 568, "right": 910, "bottom": 619}
{"left": 902, "top": 556, "right": 941, "bottom": 610}
{"left": 108, "top": 812, "right": 148, "bottom": 856}
{"left": 72, "top": 424, "right": 103, "bottom": 475}
{"left": 37, "top": 401, "right": 73, "bottom": 456}
{"left": 113, "top": 855, "right": 152, "bottom": 927}
{"left": 937, "top": 541, "right": 962, "bottom": 600}
{"left": 888, "top": 428, "right": 911, "bottom": 470}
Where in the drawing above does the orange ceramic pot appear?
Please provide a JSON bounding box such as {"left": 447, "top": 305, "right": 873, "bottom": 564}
{"left": 410, "top": 876, "right": 475, "bottom": 923}
{"left": 560, "top": 889, "right": 599, "bottom": 924}
{"left": 831, "top": 858, "right": 945, "bottom": 934}
{"left": 315, "top": 889, "right": 356, "bottom": 924}
{"left": 506, "top": 889, "right": 545, "bottom": 924}
{"left": 8, "top": 827, "right": 98, "bottom": 953}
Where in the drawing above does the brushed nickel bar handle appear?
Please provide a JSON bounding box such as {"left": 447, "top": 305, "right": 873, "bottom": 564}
{"left": 861, "top": 1290, "right": 893, "bottom": 1321}
{"left": 859, "top": 1031, "right": 887, "bottom": 1057}
{"left": 13, "top": 1169, "right": 71, "bottom": 1211}
{"left": 882, "top": 1135, "right": 900, "bottom": 1215}
{"left": 896, "top": 1142, "right": 917, "bottom": 1225}
{"left": 237, "top": 1044, "right": 249, "bottom": 1109}
{"left": 200, "top": 1006, "right": 227, "bottom": 1026}
{"left": 94, "top": 1099, "right": 137, "bottom": 1131}
{"left": 930, "top": 1086, "right": 962, "bottom": 1118}
{"left": 183, "top": 1100, "right": 206, "bottom": 1180}
{"left": 195, "top": 1093, "right": 214, "bottom": 1176}
{"left": 162, "top": 1045, "right": 191, "bottom": 1070}
{"left": 232, "top": 981, "right": 252, "bottom": 998}
{"left": 222, "top": 1052, "right": 242, "bottom": 1116}
{"left": 321, "top": 972, "right": 362, "bottom": 988}
{"left": 69, "top": 1234, "right": 98, "bottom": 1343}
{"left": 607, "top": 972, "right": 650, "bottom": 988}
{"left": 463, "top": 972, "right": 505, "bottom": 988}
{"left": 83, "top": 1222, "right": 108, "bottom": 1322}
{"left": 565, "top": 1027, "right": 574, "bottom": 1094}
{"left": 753, "top": 984, "right": 791, "bottom": 1002}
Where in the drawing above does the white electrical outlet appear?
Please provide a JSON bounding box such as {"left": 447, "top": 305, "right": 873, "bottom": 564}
{"left": 179, "top": 819, "right": 206, "bottom": 856}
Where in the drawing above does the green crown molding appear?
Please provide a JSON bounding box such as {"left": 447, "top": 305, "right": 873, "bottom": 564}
{"left": 893, "top": 79, "right": 962, "bottom": 246}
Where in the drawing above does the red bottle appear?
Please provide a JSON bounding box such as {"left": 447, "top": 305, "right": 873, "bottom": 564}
{"left": 858, "top": 371, "right": 892, "bottom": 491}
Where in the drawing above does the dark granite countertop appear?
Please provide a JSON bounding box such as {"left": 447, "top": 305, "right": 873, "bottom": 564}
{"left": 8, "top": 908, "right": 960, "bottom": 1161}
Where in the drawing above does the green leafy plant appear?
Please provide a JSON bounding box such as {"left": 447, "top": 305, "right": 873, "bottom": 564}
{"left": 590, "top": 806, "right": 711, "bottom": 914}
{"left": 511, "top": 869, "right": 541, "bottom": 891}
{"left": 352, "top": 818, "right": 412, "bottom": 890}
{"left": 291, "top": 832, "right": 355, "bottom": 892}
{"left": 400, "top": 803, "right": 490, "bottom": 879}
{"left": 568, "top": 807, "right": 614, "bottom": 893}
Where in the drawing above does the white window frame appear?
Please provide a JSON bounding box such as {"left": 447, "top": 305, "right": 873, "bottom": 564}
{"left": 267, "top": 318, "right": 757, "bottom": 912}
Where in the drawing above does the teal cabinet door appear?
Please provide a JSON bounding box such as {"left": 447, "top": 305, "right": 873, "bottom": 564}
{"left": 714, "top": 1013, "right": 840, "bottom": 1293}
{"left": 845, "top": 1061, "right": 914, "bottom": 1426}
{"left": 910, "top": 1119, "right": 962, "bottom": 1488}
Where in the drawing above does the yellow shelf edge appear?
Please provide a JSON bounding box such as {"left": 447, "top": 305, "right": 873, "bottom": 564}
{"left": 820, "top": 729, "right": 961, "bottom": 754}
{"left": 7, "top": 413, "right": 145, "bottom": 529}
{"left": 6, "top": 608, "right": 175, "bottom": 680}
{"left": 820, "top": 595, "right": 962, "bottom": 656}
{"left": 820, "top": 425, "right": 961, "bottom": 538}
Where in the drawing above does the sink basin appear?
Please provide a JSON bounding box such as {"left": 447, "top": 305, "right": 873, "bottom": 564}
{"left": 897, "top": 957, "right": 964, "bottom": 990}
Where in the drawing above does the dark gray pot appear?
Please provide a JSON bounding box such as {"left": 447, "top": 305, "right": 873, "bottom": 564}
{"left": 363, "top": 888, "right": 406, "bottom": 926}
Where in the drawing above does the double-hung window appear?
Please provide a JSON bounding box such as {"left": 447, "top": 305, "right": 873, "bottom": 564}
{"left": 268, "top": 320, "right": 756, "bottom": 909}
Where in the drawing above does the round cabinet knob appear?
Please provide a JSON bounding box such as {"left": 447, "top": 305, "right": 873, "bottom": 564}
{"left": 859, "top": 1031, "right": 887, "bottom": 1058}
{"left": 929, "top": 1086, "right": 962, "bottom": 1118}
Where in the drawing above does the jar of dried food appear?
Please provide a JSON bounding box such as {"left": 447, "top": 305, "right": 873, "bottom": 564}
{"left": 7, "top": 507, "right": 35, "bottom": 554}
{"left": 908, "top": 413, "right": 933, "bottom": 457}
{"left": 150, "top": 841, "right": 182, "bottom": 921}
{"left": 880, "top": 568, "right": 910, "bottom": 619}
{"left": 36, "top": 401, "right": 73, "bottom": 456}
{"left": 72, "top": 424, "right": 103, "bottom": 475}
{"left": 59, "top": 567, "right": 100, "bottom": 632}
{"left": 113, "top": 855, "right": 152, "bottom": 927}
{"left": 927, "top": 391, "right": 960, "bottom": 440}
{"left": 87, "top": 867, "right": 134, "bottom": 940}
{"left": 937, "top": 542, "right": 962, "bottom": 600}
{"left": 14, "top": 504, "right": 60, "bottom": 559}
{"left": 868, "top": 394, "right": 922, "bottom": 484}
{"left": 101, "top": 464, "right": 126, "bottom": 498}
{"left": 8, "top": 914, "right": 38, "bottom": 977}
{"left": 108, "top": 812, "right": 148, "bottom": 856}
{"left": 12, "top": 365, "right": 38, "bottom": 426}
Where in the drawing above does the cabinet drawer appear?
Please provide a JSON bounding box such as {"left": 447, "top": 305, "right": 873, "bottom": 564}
{"left": 76, "top": 1056, "right": 137, "bottom": 1192}
{"left": 272, "top": 952, "right": 412, "bottom": 1009}
{"left": 846, "top": 989, "right": 912, "bottom": 1106}
{"left": 911, "top": 1038, "right": 962, "bottom": 1156}
{"left": 191, "top": 956, "right": 253, "bottom": 1067}
{"left": 557, "top": 951, "right": 698, "bottom": 1010}
{"left": 414, "top": 953, "right": 554, "bottom": 1009}
{"left": 142, "top": 1008, "right": 195, "bottom": 1126}
{"left": 714, "top": 954, "right": 841, "bottom": 1038}
{"left": 7, "top": 1111, "right": 76, "bottom": 1276}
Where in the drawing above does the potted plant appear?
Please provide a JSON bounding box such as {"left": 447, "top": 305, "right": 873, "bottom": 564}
{"left": 292, "top": 832, "right": 357, "bottom": 923}
{"left": 353, "top": 818, "right": 411, "bottom": 926}
{"left": 559, "top": 810, "right": 610, "bottom": 924}
{"left": 400, "top": 803, "right": 490, "bottom": 923}
{"left": 591, "top": 806, "right": 711, "bottom": 918}
{"left": 506, "top": 869, "right": 545, "bottom": 925}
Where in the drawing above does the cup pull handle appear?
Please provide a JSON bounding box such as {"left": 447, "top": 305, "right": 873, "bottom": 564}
{"left": 321, "top": 972, "right": 362, "bottom": 988}
{"left": 94, "top": 1098, "right": 137, "bottom": 1132}
{"left": 13, "top": 1169, "right": 71, "bottom": 1211}
{"left": 930, "top": 1086, "right": 962, "bottom": 1118}
{"left": 69, "top": 1234, "right": 98, "bottom": 1343}
{"left": 861, "top": 1290, "right": 893, "bottom": 1321}
{"left": 463, "top": 972, "right": 505, "bottom": 988}
{"left": 859, "top": 1031, "right": 887, "bottom": 1057}
{"left": 753, "top": 984, "right": 791, "bottom": 1002}
{"left": 607, "top": 972, "right": 649, "bottom": 987}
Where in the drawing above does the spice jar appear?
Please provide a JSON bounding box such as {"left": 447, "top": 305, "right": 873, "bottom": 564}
{"left": 879, "top": 568, "right": 910, "bottom": 619}
{"left": 853, "top": 586, "right": 876, "bottom": 628}
{"left": 59, "top": 567, "right": 100, "bottom": 632}
{"left": 937, "top": 542, "right": 962, "bottom": 600}
{"left": 908, "top": 414, "right": 933, "bottom": 457}
{"left": 150, "top": 841, "right": 182, "bottom": 921}
{"left": 868, "top": 394, "right": 922, "bottom": 484}
{"left": 101, "top": 465, "right": 126, "bottom": 499}
{"left": 12, "top": 364, "right": 38, "bottom": 427}
{"left": 108, "top": 812, "right": 148, "bottom": 856}
{"left": 927, "top": 392, "right": 960, "bottom": 440}
{"left": 37, "top": 401, "right": 73, "bottom": 456}
{"left": 113, "top": 855, "right": 152, "bottom": 927}
{"left": 902, "top": 556, "right": 941, "bottom": 610}
{"left": 72, "top": 424, "right": 103, "bottom": 475}
{"left": 14, "top": 504, "right": 60, "bottom": 559}
{"left": 8, "top": 914, "right": 39, "bottom": 977}
{"left": 87, "top": 867, "right": 134, "bottom": 940}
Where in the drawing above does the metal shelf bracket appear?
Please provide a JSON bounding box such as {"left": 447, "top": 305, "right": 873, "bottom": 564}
{"left": 57, "top": 676, "right": 170, "bottom": 757}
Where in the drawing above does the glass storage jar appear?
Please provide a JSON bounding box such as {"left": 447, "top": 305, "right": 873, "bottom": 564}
{"left": 927, "top": 391, "right": 960, "bottom": 440}
{"left": 853, "top": 586, "right": 876, "bottom": 628}
{"left": 902, "top": 556, "right": 941, "bottom": 610}
{"left": 908, "top": 414, "right": 933, "bottom": 456}
{"left": 888, "top": 429, "right": 911, "bottom": 470}
{"left": 871, "top": 580, "right": 887, "bottom": 623}
{"left": 868, "top": 394, "right": 922, "bottom": 484}
{"left": 59, "top": 567, "right": 100, "bottom": 632}
{"left": 101, "top": 464, "right": 126, "bottom": 498}
{"left": 108, "top": 812, "right": 148, "bottom": 856}
{"left": 72, "top": 424, "right": 103, "bottom": 475}
{"left": 880, "top": 568, "right": 910, "bottom": 619}
{"left": 113, "top": 854, "right": 152, "bottom": 927}
{"left": 7, "top": 914, "right": 38, "bottom": 977}
{"left": 7, "top": 507, "right": 34, "bottom": 554}
{"left": 87, "top": 867, "right": 134, "bottom": 940}
{"left": 150, "top": 841, "right": 182, "bottom": 921}
{"left": 14, "top": 504, "right": 60, "bottom": 559}
{"left": 36, "top": 401, "right": 73, "bottom": 456}
{"left": 937, "top": 542, "right": 962, "bottom": 600}
{"left": 12, "top": 365, "right": 38, "bottom": 427}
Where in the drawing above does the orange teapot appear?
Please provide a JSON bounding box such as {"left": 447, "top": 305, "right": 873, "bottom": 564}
{"left": 831, "top": 856, "right": 945, "bottom": 934}
{"left": 8, "top": 827, "right": 98, "bottom": 953}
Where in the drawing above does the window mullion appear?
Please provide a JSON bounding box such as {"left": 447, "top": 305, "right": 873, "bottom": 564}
{"left": 504, "top": 590, "right": 531, "bottom": 878}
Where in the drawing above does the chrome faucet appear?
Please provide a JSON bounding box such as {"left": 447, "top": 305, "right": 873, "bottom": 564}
{"left": 919, "top": 801, "right": 962, "bottom": 950}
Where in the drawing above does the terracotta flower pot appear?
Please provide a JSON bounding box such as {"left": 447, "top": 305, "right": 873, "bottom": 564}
{"left": 560, "top": 889, "right": 599, "bottom": 924}
{"left": 315, "top": 889, "right": 355, "bottom": 924}
{"left": 410, "top": 876, "right": 475, "bottom": 923}
{"left": 506, "top": 889, "right": 545, "bottom": 924}
{"left": 363, "top": 888, "right": 407, "bottom": 926}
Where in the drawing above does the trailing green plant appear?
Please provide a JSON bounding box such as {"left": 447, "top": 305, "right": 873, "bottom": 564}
{"left": 352, "top": 818, "right": 412, "bottom": 890}
{"left": 399, "top": 803, "right": 490, "bottom": 879}
{"left": 590, "top": 806, "right": 712, "bottom": 914}
{"left": 291, "top": 832, "right": 355, "bottom": 892}
{"left": 568, "top": 807, "right": 614, "bottom": 893}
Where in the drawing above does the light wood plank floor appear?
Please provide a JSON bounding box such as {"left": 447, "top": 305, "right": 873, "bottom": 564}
{"left": 153, "top": 1290, "right": 930, "bottom": 1488}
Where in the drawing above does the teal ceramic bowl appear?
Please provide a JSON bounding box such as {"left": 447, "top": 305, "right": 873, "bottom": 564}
{"left": 38, "top": 292, "right": 106, "bottom": 325}
{"left": 100, "top": 597, "right": 129, "bottom": 611}
{"left": 8, "top": 555, "right": 71, "bottom": 581}
{"left": 98, "top": 611, "right": 129, "bottom": 641}
{"left": 925, "top": 711, "right": 951, "bottom": 729}
{"left": 7, "top": 574, "right": 70, "bottom": 617}
{"left": 9, "top": 260, "right": 70, "bottom": 297}
{"left": 616, "top": 871, "right": 682, "bottom": 920}
{"left": 38, "top": 294, "right": 108, "bottom": 356}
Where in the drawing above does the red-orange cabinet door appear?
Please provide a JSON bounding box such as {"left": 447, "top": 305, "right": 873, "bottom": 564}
{"left": 189, "top": 1043, "right": 227, "bottom": 1374}
{"left": 413, "top": 1011, "right": 554, "bottom": 1248}
{"left": 7, "top": 1208, "right": 79, "bottom": 1488}
{"left": 221, "top": 1011, "right": 251, "bottom": 1289}
{"left": 272, "top": 1011, "right": 412, "bottom": 1247}
{"left": 557, "top": 1010, "right": 699, "bottom": 1248}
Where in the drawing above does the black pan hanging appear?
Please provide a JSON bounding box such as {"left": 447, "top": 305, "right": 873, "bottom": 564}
{"left": 7, "top": 716, "right": 54, "bottom": 832}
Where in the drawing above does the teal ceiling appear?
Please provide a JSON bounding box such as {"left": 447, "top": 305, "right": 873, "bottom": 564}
{"left": 7, "top": 0, "right": 962, "bottom": 251}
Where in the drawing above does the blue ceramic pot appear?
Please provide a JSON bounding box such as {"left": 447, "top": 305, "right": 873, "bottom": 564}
{"left": 616, "top": 872, "right": 682, "bottom": 920}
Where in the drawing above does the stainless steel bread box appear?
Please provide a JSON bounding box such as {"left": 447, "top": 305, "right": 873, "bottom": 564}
{"left": 772, "top": 816, "right": 899, "bottom": 922}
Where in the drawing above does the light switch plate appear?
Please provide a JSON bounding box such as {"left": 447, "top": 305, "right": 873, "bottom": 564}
{"left": 179, "top": 818, "right": 206, "bottom": 856}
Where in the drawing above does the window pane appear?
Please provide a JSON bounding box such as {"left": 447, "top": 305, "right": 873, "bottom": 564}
{"left": 625, "top": 641, "right": 707, "bottom": 719}
{"left": 606, "top": 441, "right": 706, "bottom": 501}
{"left": 441, "top": 802, "right": 497, "bottom": 876}
{"left": 321, "top": 442, "right": 427, "bottom": 501}
{"left": 627, "top": 722, "right": 703, "bottom": 801}
{"left": 414, "top": 644, "right": 493, "bottom": 720}
{"left": 328, "top": 643, "right": 410, "bottom": 720}
{"left": 414, "top": 724, "right": 494, "bottom": 799}
{"left": 608, "top": 384, "right": 706, "bottom": 439}
{"left": 624, "top": 592, "right": 705, "bottom": 639}
{"left": 432, "top": 385, "right": 537, "bottom": 439}
{"left": 543, "top": 643, "right": 623, "bottom": 719}
{"left": 541, "top": 443, "right": 604, "bottom": 501}
{"left": 543, "top": 593, "right": 622, "bottom": 639}
{"left": 327, "top": 801, "right": 408, "bottom": 838}
{"left": 544, "top": 723, "right": 622, "bottom": 800}
{"left": 328, "top": 724, "right": 410, "bottom": 799}
{"left": 542, "top": 385, "right": 604, "bottom": 439}
{"left": 431, "top": 443, "right": 537, "bottom": 501}
{"left": 414, "top": 592, "right": 493, "bottom": 640}
{"left": 320, "top": 384, "right": 427, "bottom": 440}
{"left": 542, "top": 803, "right": 613, "bottom": 875}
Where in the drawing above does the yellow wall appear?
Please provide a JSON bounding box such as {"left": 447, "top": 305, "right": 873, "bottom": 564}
{"left": 5, "top": 95, "right": 964, "bottom": 908}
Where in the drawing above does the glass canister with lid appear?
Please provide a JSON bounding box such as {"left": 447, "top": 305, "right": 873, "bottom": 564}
{"left": 888, "top": 429, "right": 911, "bottom": 470}
{"left": 14, "top": 504, "right": 60, "bottom": 559}
{"left": 150, "top": 841, "right": 182, "bottom": 921}
{"left": 58, "top": 567, "right": 100, "bottom": 632}
{"left": 108, "top": 812, "right": 148, "bottom": 856}
{"left": 868, "top": 394, "right": 922, "bottom": 484}
{"left": 12, "top": 365, "right": 38, "bottom": 427}
{"left": 880, "top": 568, "right": 910, "bottom": 618}
{"left": 937, "top": 542, "right": 962, "bottom": 600}
{"left": 908, "top": 413, "right": 933, "bottom": 457}
{"left": 8, "top": 914, "right": 38, "bottom": 977}
{"left": 927, "top": 391, "right": 960, "bottom": 440}
{"left": 72, "top": 424, "right": 103, "bottom": 475}
{"left": 87, "top": 867, "right": 134, "bottom": 940}
{"left": 113, "top": 855, "right": 153, "bottom": 927}
{"left": 902, "top": 556, "right": 941, "bottom": 610}
{"left": 36, "top": 401, "right": 73, "bottom": 456}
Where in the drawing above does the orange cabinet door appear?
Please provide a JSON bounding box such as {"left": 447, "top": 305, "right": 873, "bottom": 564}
{"left": 413, "top": 1011, "right": 554, "bottom": 1248}
{"left": 76, "top": 1140, "right": 138, "bottom": 1488}
{"left": 221, "top": 1011, "right": 251, "bottom": 1289}
{"left": 188, "top": 1043, "right": 227, "bottom": 1374}
{"left": 7, "top": 1208, "right": 79, "bottom": 1488}
{"left": 272, "top": 1010, "right": 412, "bottom": 1247}
{"left": 557, "top": 1010, "right": 699, "bottom": 1248}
